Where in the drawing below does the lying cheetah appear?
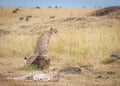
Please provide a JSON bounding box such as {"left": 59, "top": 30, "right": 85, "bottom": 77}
{"left": 24, "top": 55, "right": 50, "bottom": 69}
{"left": 6, "top": 69, "right": 59, "bottom": 81}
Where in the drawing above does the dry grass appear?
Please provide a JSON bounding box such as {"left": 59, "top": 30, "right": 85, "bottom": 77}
{"left": 0, "top": 7, "right": 98, "bottom": 24}
{"left": 0, "top": 7, "right": 120, "bottom": 86}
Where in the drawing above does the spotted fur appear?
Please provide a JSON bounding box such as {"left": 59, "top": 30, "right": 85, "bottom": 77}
{"left": 6, "top": 70, "right": 59, "bottom": 81}
{"left": 24, "top": 28, "right": 57, "bottom": 67}
{"left": 34, "top": 28, "right": 58, "bottom": 56}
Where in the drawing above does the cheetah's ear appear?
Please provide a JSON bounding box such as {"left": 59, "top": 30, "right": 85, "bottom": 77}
{"left": 50, "top": 28, "right": 53, "bottom": 30}
{"left": 24, "top": 57, "right": 27, "bottom": 60}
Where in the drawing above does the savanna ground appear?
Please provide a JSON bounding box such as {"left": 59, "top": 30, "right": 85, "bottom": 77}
{"left": 0, "top": 7, "right": 120, "bottom": 86}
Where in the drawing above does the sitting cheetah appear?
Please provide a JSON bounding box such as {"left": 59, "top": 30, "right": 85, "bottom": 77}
{"left": 24, "top": 28, "right": 58, "bottom": 69}
{"left": 34, "top": 28, "right": 58, "bottom": 56}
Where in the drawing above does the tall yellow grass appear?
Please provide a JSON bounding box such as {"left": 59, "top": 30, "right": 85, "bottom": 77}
{"left": 49, "top": 28, "right": 120, "bottom": 66}
{"left": 0, "top": 27, "right": 120, "bottom": 67}
{"left": 0, "top": 34, "right": 37, "bottom": 57}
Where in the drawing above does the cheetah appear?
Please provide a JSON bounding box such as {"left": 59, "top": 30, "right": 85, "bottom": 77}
{"left": 34, "top": 28, "right": 58, "bottom": 56}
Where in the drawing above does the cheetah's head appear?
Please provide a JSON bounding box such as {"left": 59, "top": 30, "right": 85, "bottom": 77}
{"left": 24, "top": 55, "right": 36, "bottom": 64}
{"left": 49, "top": 28, "right": 58, "bottom": 34}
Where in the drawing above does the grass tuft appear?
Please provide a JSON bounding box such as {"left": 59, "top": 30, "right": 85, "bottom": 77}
{"left": 21, "top": 63, "right": 37, "bottom": 70}
{"left": 101, "top": 58, "right": 117, "bottom": 64}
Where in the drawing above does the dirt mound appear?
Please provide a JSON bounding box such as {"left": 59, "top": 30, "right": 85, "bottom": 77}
{"left": 59, "top": 66, "right": 81, "bottom": 74}
{"left": 89, "top": 6, "right": 120, "bottom": 19}
{"left": 0, "top": 29, "right": 10, "bottom": 35}
{"left": 110, "top": 52, "right": 120, "bottom": 59}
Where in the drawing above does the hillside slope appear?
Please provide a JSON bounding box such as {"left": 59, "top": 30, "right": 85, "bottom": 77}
{"left": 0, "top": 7, "right": 97, "bottom": 24}
{"left": 89, "top": 6, "right": 120, "bottom": 19}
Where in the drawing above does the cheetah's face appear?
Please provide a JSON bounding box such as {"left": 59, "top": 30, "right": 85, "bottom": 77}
{"left": 24, "top": 57, "right": 29, "bottom": 63}
{"left": 50, "top": 28, "right": 58, "bottom": 34}
{"left": 24, "top": 55, "right": 37, "bottom": 64}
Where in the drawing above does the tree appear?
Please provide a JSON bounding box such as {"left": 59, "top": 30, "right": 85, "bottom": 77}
{"left": 48, "top": 6, "right": 52, "bottom": 8}
{"left": 55, "top": 6, "right": 58, "bottom": 8}
{"left": 36, "top": 6, "right": 40, "bottom": 9}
